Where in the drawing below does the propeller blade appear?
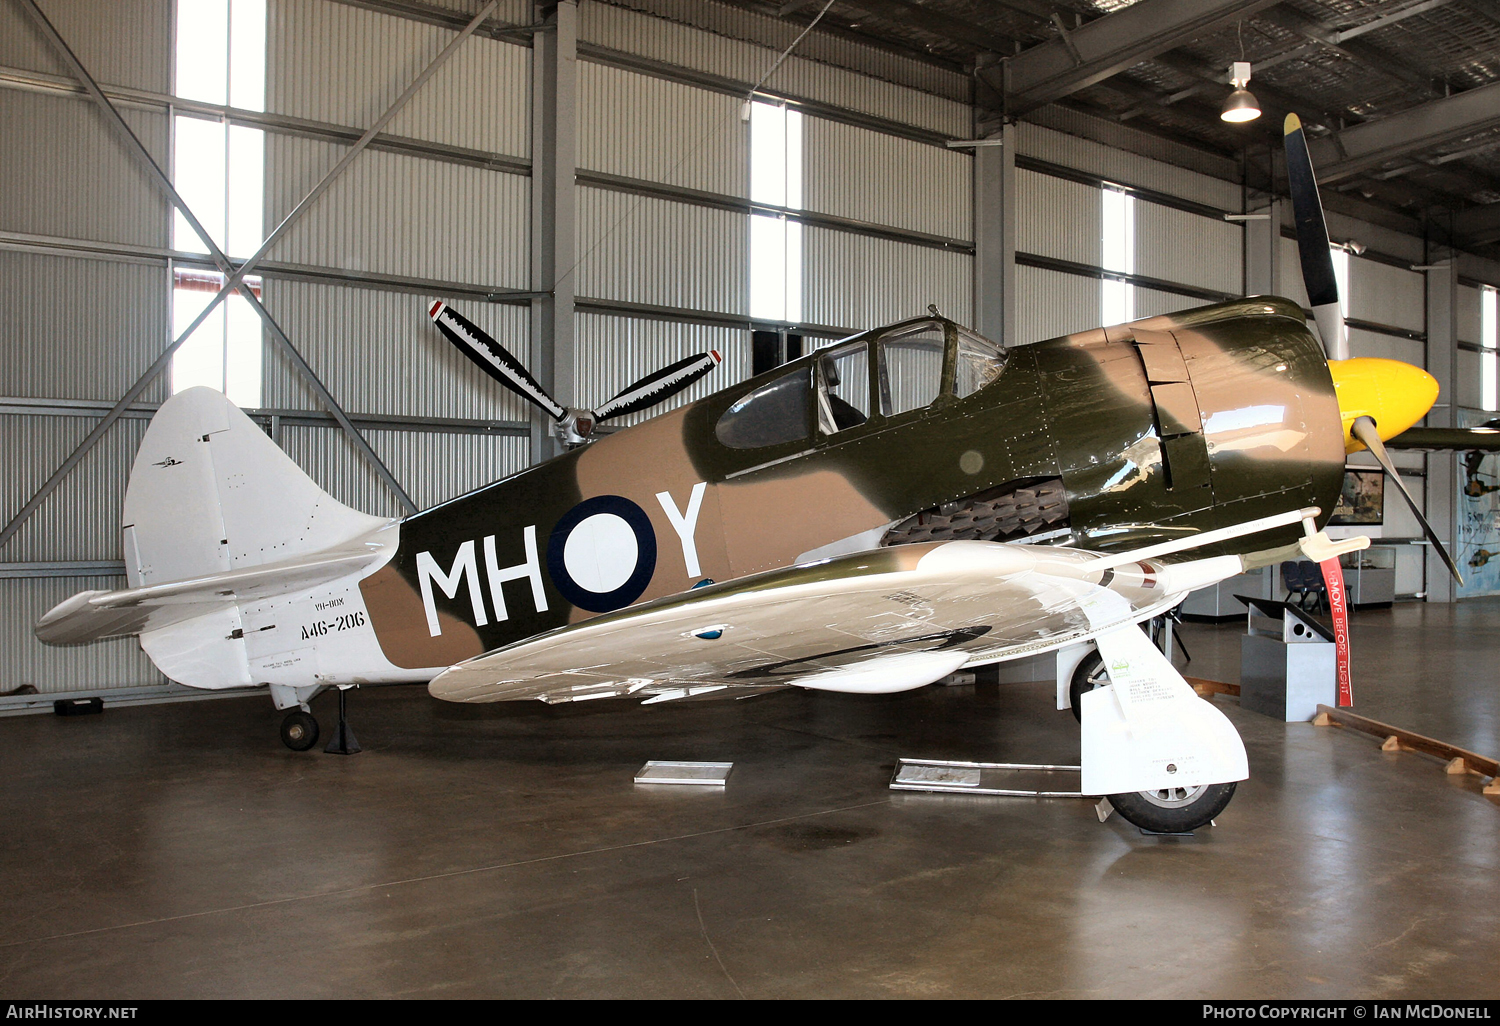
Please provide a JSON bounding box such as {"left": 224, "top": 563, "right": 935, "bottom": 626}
{"left": 1351, "top": 416, "right": 1464, "bottom": 585}
{"left": 591, "top": 350, "right": 723, "bottom": 422}
{"left": 429, "top": 301, "right": 567, "bottom": 421}
{"left": 1284, "top": 113, "right": 1349, "bottom": 361}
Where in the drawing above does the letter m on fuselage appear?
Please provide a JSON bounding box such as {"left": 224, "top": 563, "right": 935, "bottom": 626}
{"left": 417, "top": 540, "right": 487, "bottom": 637}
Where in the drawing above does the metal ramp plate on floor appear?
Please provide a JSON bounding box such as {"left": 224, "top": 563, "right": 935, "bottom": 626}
{"left": 634, "top": 760, "right": 733, "bottom": 786}
{"left": 891, "top": 758, "right": 1086, "bottom": 798}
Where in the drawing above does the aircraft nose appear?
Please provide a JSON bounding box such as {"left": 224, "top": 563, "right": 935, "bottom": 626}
{"left": 1328, "top": 357, "right": 1439, "bottom": 455}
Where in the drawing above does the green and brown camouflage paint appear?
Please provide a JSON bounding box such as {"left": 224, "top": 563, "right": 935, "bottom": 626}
{"left": 360, "top": 296, "right": 1344, "bottom": 669}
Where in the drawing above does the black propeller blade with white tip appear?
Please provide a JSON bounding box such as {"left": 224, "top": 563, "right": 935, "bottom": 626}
{"left": 1350, "top": 417, "right": 1465, "bottom": 586}
{"left": 429, "top": 301, "right": 567, "bottom": 421}
{"left": 1284, "top": 113, "right": 1349, "bottom": 362}
{"left": 592, "top": 351, "right": 723, "bottom": 422}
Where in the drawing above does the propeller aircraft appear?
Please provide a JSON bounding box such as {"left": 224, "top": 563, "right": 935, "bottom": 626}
{"left": 34, "top": 115, "right": 1485, "bottom": 833}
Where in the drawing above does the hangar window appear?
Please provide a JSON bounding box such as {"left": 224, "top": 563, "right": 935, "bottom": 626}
{"left": 169, "top": 0, "right": 266, "bottom": 409}
{"left": 748, "top": 101, "right": 803, "bottom": 325}
{"left": 716, "top": 369, "right": 810, "bottom": 449}
{"left": 1331, "top": 246, "right": 1351, "bottom": 316}
{"left": 1101, "top": 185, "right": 1135, "bottom": 325}
{"left": 1484, "top": 285, "right": 1497, "bottom": 412}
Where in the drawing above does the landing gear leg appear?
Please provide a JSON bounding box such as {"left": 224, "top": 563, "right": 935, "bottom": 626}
{"left": 323, "top": 686, "right": 361, "bottom": 755}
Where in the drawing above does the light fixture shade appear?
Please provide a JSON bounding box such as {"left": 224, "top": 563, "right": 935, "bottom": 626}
{"left": 1221, "top": 87, "right": 1261, "bottom": 123}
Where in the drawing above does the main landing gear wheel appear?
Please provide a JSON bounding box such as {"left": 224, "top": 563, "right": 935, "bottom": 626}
{"left": 1107, "top": 782, "right": 1237, "bottom": 833}
{"left": 280, "top": 710, "right": 320, "bottom": 751}
{"left": 1068, "top": 649, "right": 1107, "bottom": 724}
{"left": 1069, "top": 648, "right": 1236, "bottom": 831}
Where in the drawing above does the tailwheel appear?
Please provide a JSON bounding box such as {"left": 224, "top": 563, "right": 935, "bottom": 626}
{"left": 280, "top": 710, "right": 320, "bottom": 751}
{"left": 1107, "top": 782, "right": 1236, "bottom": 833}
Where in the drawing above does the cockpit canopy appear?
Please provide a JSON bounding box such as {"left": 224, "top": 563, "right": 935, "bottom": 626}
{"left": 715, "top": 317, "right": 1005, "bottom": 450}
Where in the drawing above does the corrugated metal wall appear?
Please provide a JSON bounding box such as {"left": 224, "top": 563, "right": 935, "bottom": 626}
{"left": 0, "top": 0, "right": 174, "bottom": 695}
{"left": 0, "top": 576, "right": 165, "bottom": 691}
{"left": 267, "top": 0, "right": 530, "bottom": 158}
{"left": 0, "top": 93, "right": 169, "bottom": 248}
{"left": 0, "top": 414, "right": 145, "bottom": 563}
{"left": 1013, "top": 118, "right": 1242, "bottom": 351}
{"left": 1134, "top": 287, "right": 1209, "bottom": 320}
{"left": 259, "top": 279, "right": 530, "bottom": 420}
{"left": 1016, "top": 121, "right": 1242, "bottom": 211}
{"left": 578, "top": 0, "right": 970, "bottom": 138}
{"left": 803, "top": 118, "right": 971, "bottom": 241}
{"left": 1018, "top": 170, "right": 1101, "bottom": 267}
{"left": 1455, "top": 348, "right": 1483, "bottom": 411}
{"left": 578, "top": 62, "right": 746, "bottom": 195}
{"left": 592, "top": 0, "right": 969, "bottom": 104}
{"left": 575, "top": 187, "right": 746, "bottom": 314}
{"left": 0, "top": 0, "right": 169, "bottom": 92}
{"left": 1134, "top": 202, "right": 1240, "bottom": 296}
{"left": 797, "top": 112, "right": 973, "bottom": 334}
{"left": 262, "top": 138, "right": 530, "bottom": 288}
{"left": 803, "top": 228, "right": 972, "bottom": 330}
{"left": 1016, "top": 264, "right": 1101, "bottom": 344}
{"left": 0, "top": 251, "right": 169, "bottom": 403}
{"left": 279, "top": 423, "right": 528, "bottom": 517}
{"left": 1348, "top": 258, "right": 1425, "bottom": 334}
{"left": 1458, "top": 285, "right": 1482, "bottom": 345}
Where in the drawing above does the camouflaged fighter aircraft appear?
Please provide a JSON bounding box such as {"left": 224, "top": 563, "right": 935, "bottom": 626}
{"left": 33, "top": 115, "right": 1477, "bottom": 833}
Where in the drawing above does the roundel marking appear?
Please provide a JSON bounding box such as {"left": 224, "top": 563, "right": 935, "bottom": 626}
{"left": 547, "top": 495, "right": 657, "bottom": 612}
{"left": 563, "top": 513, "right": 639, "bottom": 593}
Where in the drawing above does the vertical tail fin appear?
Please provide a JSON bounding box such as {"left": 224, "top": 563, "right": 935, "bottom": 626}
{"left": 122, "top": 387, "right": 390, "bottom": 587}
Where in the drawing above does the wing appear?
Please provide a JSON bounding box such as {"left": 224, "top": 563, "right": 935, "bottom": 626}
{"left": 1386, "top": 425, "right": 1500, "bottom": 451}
{"left": 428, "top": 539, "right": 1243, "bottom": 705}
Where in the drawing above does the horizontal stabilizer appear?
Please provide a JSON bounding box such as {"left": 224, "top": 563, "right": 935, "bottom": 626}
{"left": 36, "top": 543, "right": 391, "bottom": 646}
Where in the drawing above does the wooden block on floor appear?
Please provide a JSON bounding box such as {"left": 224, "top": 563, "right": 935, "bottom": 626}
{"left": 1185, "top": 676, "right": 1240, "bottom": 698}
{"left": 1445, "top": 757, "right": 1475, "bottom": 776}
{"left": 1313, "top": 711, "right": 1333, "bottom": 726}
{"left": 1314, "top": 705, "right": 1500, "bottom": 782}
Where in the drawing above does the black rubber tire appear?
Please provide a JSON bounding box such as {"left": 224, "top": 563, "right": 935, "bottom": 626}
{"left": 1068, "top": 649, "right": 1107, "bottom": 723}
{"left": 1107, "top": 781, "right": 1237, "bottom": 833}
{"left": 280, "top": 710, "right": 320, "bottom": 751}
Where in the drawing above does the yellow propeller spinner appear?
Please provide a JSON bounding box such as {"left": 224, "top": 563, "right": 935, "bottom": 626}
{"left": 1327, "top": 357, "right": 1439, "bottom": 455}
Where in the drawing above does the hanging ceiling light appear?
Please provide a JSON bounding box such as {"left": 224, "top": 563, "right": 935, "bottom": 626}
{"left": 1221, "top": 61, "right": 1261, "bottom": 123}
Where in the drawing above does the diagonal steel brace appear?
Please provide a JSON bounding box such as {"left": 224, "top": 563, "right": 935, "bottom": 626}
{"left": 2, "top": 0, "right": 500, "bottom": 548}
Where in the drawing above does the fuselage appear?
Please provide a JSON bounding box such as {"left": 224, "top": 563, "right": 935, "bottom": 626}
{"left": 355, "top": 296, "right": 1345, "bottom": 673}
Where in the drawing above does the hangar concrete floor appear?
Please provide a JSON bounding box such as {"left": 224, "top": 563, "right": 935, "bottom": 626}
{"left": 2, "top": 600, "right": 1498, "bottom": 1000}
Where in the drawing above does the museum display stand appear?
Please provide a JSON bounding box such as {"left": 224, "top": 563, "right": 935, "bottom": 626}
{"left": 1237, "top": 597, "right": 1337, "bottom": 721}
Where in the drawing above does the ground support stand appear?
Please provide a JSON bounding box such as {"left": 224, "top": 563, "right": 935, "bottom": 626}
{"left": 324, "top": 686, "right": 361, "bottom": 755}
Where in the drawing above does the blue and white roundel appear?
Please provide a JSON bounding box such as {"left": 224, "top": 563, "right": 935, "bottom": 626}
{"left": 546, "top": 495, "right": 657, "bottom": 612}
